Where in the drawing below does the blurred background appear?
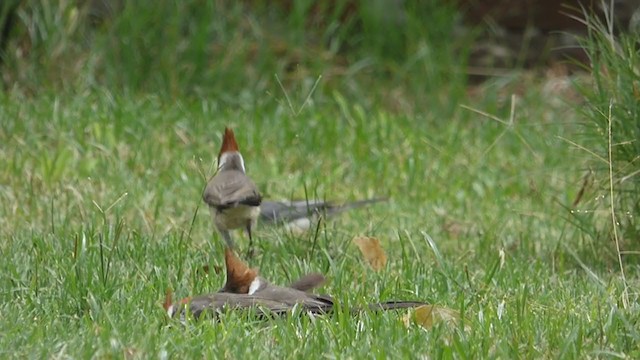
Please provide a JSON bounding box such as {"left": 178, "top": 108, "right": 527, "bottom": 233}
{"left": 2, "top": 0, "right": 639, "bottom": 101}
{"left": 1, "top": 0, "right": 639, "bottom": 260}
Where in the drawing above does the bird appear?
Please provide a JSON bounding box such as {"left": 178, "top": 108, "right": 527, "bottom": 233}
{"left": 217, "top": 247, "right": 326, "bottom": 295}
{"left": 259, "top": 197, "right": 388, "bottom": 234}
{"left": 203, "top": 127, "right": 262, "bottom": 256}
{"left": 164, "top": 248, "right": 427, "bottom": 321}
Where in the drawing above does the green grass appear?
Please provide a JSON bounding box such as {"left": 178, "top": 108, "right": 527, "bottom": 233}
{"left": 0, "top": 83, "right": 637, "bottom": 358}
{"left": 1, "top": 1, "right": 466, "bottom": 112}
{"left": 0, "top": 1, "right": 638, "bottom": 358}
{"left": 568, "top": 5, "right": 640, "bottom": 263}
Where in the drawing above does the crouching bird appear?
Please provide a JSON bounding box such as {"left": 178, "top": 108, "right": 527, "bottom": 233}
{"left": 203, "top": 127, "right": 262, "bottom": 256}
{"left": 164, "top": 248, "right": 427, "bottom": 321}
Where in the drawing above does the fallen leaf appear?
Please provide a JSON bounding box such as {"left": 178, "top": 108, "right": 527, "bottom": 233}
{"left": 403, "top": 305, "right": 460, "bottom": 329}
{"left": 352, "top": 236, "right": 387, "bottom": 271}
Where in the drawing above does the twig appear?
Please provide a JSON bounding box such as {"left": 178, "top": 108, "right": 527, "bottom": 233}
{"left": 607, "top": 100, "right": 629, "bottom": 309}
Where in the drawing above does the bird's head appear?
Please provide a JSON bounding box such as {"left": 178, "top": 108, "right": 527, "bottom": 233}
{"left": 217, "top": 127, "right": 246, "bottom": 172}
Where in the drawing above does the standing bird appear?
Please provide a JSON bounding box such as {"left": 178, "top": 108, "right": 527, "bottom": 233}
{"left": 203, "top": 128, "right": 262, "bottom": 255}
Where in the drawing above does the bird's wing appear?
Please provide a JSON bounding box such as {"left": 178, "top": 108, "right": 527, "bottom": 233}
{"left": 171, "top": 293, "right": 426, "bottom": 321}
{"left": 174, "top": 291, "right": 334, "bottom": 320}
{"left": 258, "top": 200, "right": 328, "bottom": 222}
{"left": 203, "top": 170, "right": 261, "bottom": 208}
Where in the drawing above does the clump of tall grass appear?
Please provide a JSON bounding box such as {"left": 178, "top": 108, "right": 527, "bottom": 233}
{"left": 569, "top": 4, "right": 639, "bottom": 268}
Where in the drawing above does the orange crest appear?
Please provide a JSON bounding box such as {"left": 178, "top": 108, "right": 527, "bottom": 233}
{"left": 163, "top": 288, "right": 173, "bottom": 311}
{"left": 223, "top": 248, "right": 258, "bottom": 294}
{"left": 219, "top": 127, "right": 239, "bottom": 157}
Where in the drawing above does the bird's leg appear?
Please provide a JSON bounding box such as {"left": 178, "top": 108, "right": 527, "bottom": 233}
{"left": 245, "top": 223, "right": 255, "bottom": 259}
{"left": 220, "top": 230, "right": 235, "bottom": 249}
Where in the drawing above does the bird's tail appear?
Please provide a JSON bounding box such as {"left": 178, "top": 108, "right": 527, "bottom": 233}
{"left": 364, "top": 300, "right": 428, "bottom": 312}
{"left": 328, "top": 197, "right": 388, "bottom": 215}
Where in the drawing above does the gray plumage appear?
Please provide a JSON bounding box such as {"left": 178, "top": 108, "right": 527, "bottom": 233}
{"left": 259, "top": 198, "right": 388, "bottom": 233}
{"left": 203, "top": 170, "right": 262, "bottom": 210}
{"left": 169, "top": 289, "right": 427, "bottom": 321}
{"left": 168, "top": 271, "right": 426, "bottom": 321}
{"left": 259, "top": 197, "right": 387, "bottom": 223}
{"left": 203, "top": 150, "right": 262, "bottom": 252}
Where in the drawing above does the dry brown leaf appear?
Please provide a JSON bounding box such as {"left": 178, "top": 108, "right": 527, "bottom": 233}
{"left": 352, "top": 236, "right": 387, "bottom": 271}
{"left": 403, "top": 305, "right": 460, "bottom": 329}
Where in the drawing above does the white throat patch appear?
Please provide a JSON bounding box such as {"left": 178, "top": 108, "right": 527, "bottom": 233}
{"left": 247, "top": 277, "right": 263, "bottom": 295}
{"left": 218, "top": 152, "right": 246, "bottom": 173}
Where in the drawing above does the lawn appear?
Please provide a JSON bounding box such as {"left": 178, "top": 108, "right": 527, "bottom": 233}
{"left": 0, "top": 1, "right": 638, "bottom": 359}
